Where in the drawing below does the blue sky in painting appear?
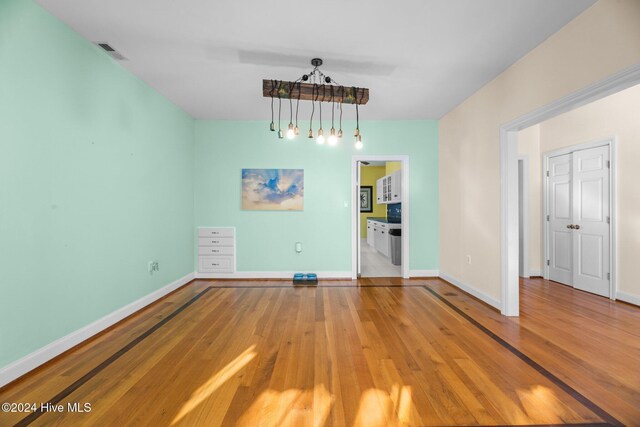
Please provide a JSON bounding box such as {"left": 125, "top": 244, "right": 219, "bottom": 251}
{"left": 242, "top": 169, "right": 304, "bottom": 209}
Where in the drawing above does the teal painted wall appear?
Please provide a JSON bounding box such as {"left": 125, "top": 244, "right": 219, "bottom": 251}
{"left": 194, "top": 120, "right": 439, "bottom": 272}
{"left": 0, "top": 0, "right": 195, "bottom": 369}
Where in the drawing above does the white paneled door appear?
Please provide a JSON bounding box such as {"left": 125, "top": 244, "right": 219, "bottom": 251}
{"left": 547, "top": 146, "right": 610, "bottom": 297}
{"left": 548, "top": 153, "right": 573, "bottom": 286}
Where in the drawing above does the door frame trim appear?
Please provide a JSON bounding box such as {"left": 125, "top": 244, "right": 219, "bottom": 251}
{"left": 518, "top": 156, "right": 530, "bottom": 279}
{"left": 351, "top": 155, "right": 410, "bottom": 279}
{"left": 542, "top": 138, "right": 617, "bottom": 299}
{"left": 499, "top": 62, "right": 640, "bottom": 316}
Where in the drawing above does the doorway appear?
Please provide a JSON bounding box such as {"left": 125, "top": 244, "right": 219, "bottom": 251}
{"left": 500, "top": 64, "right": 640, "bottom": 316}
{"left": 545, "top": 141, "right": 613, "bottom": 298}
{"left": 351, "top": 155, "right": 410, "bottom": 279}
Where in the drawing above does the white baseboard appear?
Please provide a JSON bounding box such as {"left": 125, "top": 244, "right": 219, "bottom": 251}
{"left": 617, "top": 290, "right": 640, "bottom": 307}
{"left": 528, "top": 269, "right": 543, "bottom": 277}
{"left": 438, "top": 273, "right": 501, "bottom": 310}
{"left": 409, "top": 269, "right": 439, "bottom": 277}
{"left": 195, "top": 271, "right": 352, "bottom": 280}
{"left": 0, "top": 272, "right": 195, "bottom": 388}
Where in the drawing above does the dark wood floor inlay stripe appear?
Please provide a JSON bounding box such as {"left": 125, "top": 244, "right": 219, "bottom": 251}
{"left": 422, "top": 286, "right": 622, "bottom": 427}
{"left": 14, "top": 287, "right": 214, "bottom": 427}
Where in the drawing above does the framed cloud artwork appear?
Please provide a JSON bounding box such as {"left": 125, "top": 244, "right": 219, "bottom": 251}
{"left": 241, "top": 169, "right": 304, "bottom": 211}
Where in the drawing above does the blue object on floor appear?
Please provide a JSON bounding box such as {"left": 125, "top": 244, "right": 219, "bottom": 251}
{"left": 293, "top": 272, "right": 317, "bottom": 285}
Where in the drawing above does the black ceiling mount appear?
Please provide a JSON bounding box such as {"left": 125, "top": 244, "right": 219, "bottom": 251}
{"left": 311, "top": 58, "right": 323, "bottom": 67}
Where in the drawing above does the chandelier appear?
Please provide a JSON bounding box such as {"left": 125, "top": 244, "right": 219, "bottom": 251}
{"left": 262, "top": 58, "right": 369, "bottom": 149}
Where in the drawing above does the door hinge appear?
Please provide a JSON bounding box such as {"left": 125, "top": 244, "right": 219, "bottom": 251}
{"left": 546, "top": 215, "right": 550, "bottom": 221}
{"left": 546, "top": 170, "right": 550, "bottom": 177}
{"left": 607, "top": 273, "right": 610, "bottom": 280}
{"left": 607, "top": 160, "right": 610, "bottom": 168}
{"left": 547, "top": 260, "right": 550, "bottom": 266}
{"left": 607, "top": 216, "right": 610, "bottom": 224}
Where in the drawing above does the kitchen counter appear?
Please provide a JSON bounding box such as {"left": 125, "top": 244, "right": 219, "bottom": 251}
{"left": 367, "top": 217, "right": 401, "bottom": 224}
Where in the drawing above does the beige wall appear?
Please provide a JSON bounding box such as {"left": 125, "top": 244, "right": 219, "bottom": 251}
{"left": 439, "top": 0, "right": 640, "bottom": 302}
{"left": 517, "top": 125, "right": 543, "bottom": 275}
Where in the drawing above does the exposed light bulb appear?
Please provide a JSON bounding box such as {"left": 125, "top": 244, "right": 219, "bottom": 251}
{"left": 337, "top": 129, "right": 343, "bottom": 138}
{"left": 308, "top": 129, "right": 313, "bottom": 138}
{"left": 317, "top": 128, "right": 325, "bottom": 144}
{"left": 278, "top": 130, "right": 284, "bottom": 139}
{"left": 286, "top": 123, "right": 295, "bottom": 139}
{"left": 355, "top": 134, "right": 363, "bottom": 150}
{"left": 294, "top": 126, "right": 300, "bottom": 136}
{"left": 270, "top": 122, "right": 275, "bottom": 131}
{"left": 328, "top": 127, "right": 337, "bottom": 146}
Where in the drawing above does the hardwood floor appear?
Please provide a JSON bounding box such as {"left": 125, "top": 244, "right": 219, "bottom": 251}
{"left": 0, "top": 277, "right": 638, "bottom": 426}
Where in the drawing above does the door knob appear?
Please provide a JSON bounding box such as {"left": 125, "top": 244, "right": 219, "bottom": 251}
{"left": 574, "top": 224, "right": 580, "bottom": 230}
{"left": 566, "top": 225, "right": 572, "bottom": 229}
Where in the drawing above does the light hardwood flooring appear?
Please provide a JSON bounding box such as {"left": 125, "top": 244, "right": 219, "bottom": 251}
{"left": 0, "top": 277, "right": 638, "bottom": 426}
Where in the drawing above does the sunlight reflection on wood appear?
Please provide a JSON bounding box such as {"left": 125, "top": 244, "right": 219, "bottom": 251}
{"left": 236, "top": 384, "right": 332, "bottom": 427}
{"left": 353, "top": 385, "right": 416, "bottom": 427}
{"left": 171, "top": 345, "right": 257, "bottom": 425}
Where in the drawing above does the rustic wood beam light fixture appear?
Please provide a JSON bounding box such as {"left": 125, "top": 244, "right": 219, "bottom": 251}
{"left": 263, "top": 58, "right": 369, "bottom": 149}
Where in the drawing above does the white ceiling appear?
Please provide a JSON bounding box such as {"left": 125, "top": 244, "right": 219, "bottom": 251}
{"left": 37, "top": 0, "right": 596, "bottom": 120}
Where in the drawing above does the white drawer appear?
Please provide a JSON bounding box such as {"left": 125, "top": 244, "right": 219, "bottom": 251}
{"left": 198, "top": 237, "right": 234, "bottom": 247}
{"left": 378, "top": 223, "right": 388, "bottom": 229}
{"left": 198, "top": 227, "right": 234, "bottom": 238}
{"left": 198, "top": 246, "right": 234, "bottom": 256}
{"left": 199, "top": 255, "right": 234, "bottom": 272}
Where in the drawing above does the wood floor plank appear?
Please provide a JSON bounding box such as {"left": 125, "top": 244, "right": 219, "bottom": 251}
{"left": 1, "top": 278, "right": 637, "bottom": 426}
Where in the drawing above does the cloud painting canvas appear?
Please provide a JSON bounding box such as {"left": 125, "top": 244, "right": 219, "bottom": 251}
{"left": 242, "top": 169, "right": 304, "bottom": 211}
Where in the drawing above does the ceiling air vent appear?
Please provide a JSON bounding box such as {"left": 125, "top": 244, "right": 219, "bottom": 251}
{"left": 96, "top": 42, "right": 127, "bottom": 60}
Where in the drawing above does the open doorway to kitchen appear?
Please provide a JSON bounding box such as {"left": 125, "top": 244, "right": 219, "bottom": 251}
{"left": 351, "top": 155, "right": 409, "bottom": 279}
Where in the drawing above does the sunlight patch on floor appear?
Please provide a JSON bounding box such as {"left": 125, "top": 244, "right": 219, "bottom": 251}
{"left": 517, "top": 384, "right": 566, "bottom": 424}
{"left": 353, "top": 385, "right": 416, "bottom": 427}
{"left": 171, "top": 345, "right": 257, "bottom": 425}
{"left": 236, "top": 384, "right": 333, "bottom": 427}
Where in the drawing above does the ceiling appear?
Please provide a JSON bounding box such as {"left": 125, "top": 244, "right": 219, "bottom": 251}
{"left": 37, "top": 0, "right": 596, "bottom": 120}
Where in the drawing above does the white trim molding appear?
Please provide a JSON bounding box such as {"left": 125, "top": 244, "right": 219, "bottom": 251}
{"left": 195, "top": 271, "right": 352, "bottom": 280}
{"left": 500, "top": 62, "right": 640, "bottom": 317}
{"left": 617, "top": 291, "right": 640, "bottom": 307}
{"left": 439, "top": 273, "right": 501, "bottom": 310}
{"left": 409, "top": 269, "right": 439, "bottom": 277}
{"left": 0, "top": 272, "right": 195, "bottom": 388}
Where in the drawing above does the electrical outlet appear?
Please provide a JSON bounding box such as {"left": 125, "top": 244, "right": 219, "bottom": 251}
{"left": 466, "top": 255, "right": 472, "bottom": 265}
{"left": 148, "top": 260, "right": 160, "bottom": 274}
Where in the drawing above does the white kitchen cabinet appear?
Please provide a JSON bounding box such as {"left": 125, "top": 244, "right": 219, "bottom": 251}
{"left": 375, "top": 225, "right": 389, "bottom": 257}
{"left": 390, "top": 170, "right": 401, "bottom": 203}
{"left": 366, "top": 220, "right": 375, "bottom": 246}
{"left": 369, "top": 219, "right": 401, "bottom": 258}
{"left": 375, "top": 170, "right": 402, "bottom": 204}
{"left": 376, "top": 179, "right": 383, "bottom": 204}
